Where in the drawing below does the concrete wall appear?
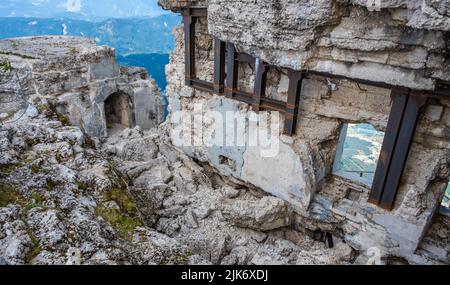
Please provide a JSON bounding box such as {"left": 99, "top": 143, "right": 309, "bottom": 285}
{"left": 160, "top": 1, "right": 450, "bottom": 263}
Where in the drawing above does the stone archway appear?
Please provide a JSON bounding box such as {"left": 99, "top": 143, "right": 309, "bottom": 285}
{"left": 104, "top": 91, "right": 134, "bottom": 135}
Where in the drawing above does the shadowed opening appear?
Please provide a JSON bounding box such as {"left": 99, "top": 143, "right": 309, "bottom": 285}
{"left": 104, "top": 91, "right": 133, "bottom": 134}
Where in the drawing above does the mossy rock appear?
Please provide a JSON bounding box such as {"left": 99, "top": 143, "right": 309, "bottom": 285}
{"left": 55, "top": 152, "right": 63, "bottom": 163}
{"left": 56, "top": 113, "right": 69, "bottom": 126}
{"left": 0, "top": 111, "right": 17, "bottom": 122}
{"left": 95, "top": 206, "right": 142, "bottom": 240}
{"left": 46, "top": 179, "right": 57, "bottom": 191}
{"left": 75, "top": 179, "right": 89, "bottom": 191}
{"left": 0, "top": 163, "right": 21, "bottom": 174}
{"left": 96, "top": 186, "right": 143, "bottom": 239}
{"left": 31, "top": 164, "right": 41, "bottom": 174}
{"left": 0, "top": 61, "right": 12, "bottom": 72}
{"left": 25, "top": 138, "right": 40, "bottom": 149}
{"left": 37, "top": 104, "right": 53, "bottom": 116}
{"left": 0, "top": 182, "right": 18, "bottom": 207}
{"left": 24, "top": 193, "right": 47, "bottom": 212}
{"left": 24, "top": 228, "right": 42, "bottom": 264}
{"left": 105, "top": 187, "right": 138, "bottom": 216}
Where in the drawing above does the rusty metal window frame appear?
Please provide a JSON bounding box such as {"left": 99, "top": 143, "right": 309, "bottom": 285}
{"left": 224, "top": 43, "right": 304, "bottom": 135}
{"left": 284, "top": 70, "right": 303, "bottom": 135}
{"left": 224, "top": 42, "right": 258, "bottom": 102}
{"left": 182, "top": 8, "right": 214, "bottom": 92}
{"left": 252, "top": 64, "right": 304, "bottom": 136}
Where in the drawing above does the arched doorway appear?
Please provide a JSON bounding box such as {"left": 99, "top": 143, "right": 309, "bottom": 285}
{"left": 104, "top": 91, "right": 133, "bottom": 134}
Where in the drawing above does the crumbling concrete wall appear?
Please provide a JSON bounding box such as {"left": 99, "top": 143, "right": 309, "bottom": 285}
{"left": 207, "top": 0, "right": 449, "bottom": 90}
{"left": 159, "top": 0, "right": 450, "bottom": 263}
{"left": 0, "top": 36, "right": 165, "bottom": 138}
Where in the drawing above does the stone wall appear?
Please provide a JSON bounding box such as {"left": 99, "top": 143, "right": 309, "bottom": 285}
{"left": 0, "top": 36, "right": 165, "bottom": 138}
{"left": 159, "top": 1, "right": 450, "bottom": 263}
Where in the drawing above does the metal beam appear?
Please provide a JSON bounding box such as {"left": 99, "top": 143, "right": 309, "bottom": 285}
{"left": 234, "top": 90, "right": 286, "bottom": 112}
{"left": 213, "top": 38, "right": 226, "bottom": 94}
{"left": 307, "top": 70, "right": 450, "bottom": 101}
{"left": 379, "top": 91, "right": 428, "bottom": 210}
{"left": 369, "top": 89, "right": 428, "bottom": 210}
{"left": 284, "top": 70, "right": 303, "bottom": 135}
{"left": 188, "top": 8, "right": 207, "bottom": 17}
{"left": 237, "top": 53, "right": 256, "bottom": 66}
{"left": 253, "top": 58, "right": 268, "bottom": 112}
{"left": 191, "top": 79, "right": 214, "bottom": 93}
{"left": 369, "top": 87, "right": 409, "bottom": 205}
{"left": 226, "top": 42, "right": 238, "bottom": 99}
{"left": 183, "top": 12, "right": 195, "bottom": 86}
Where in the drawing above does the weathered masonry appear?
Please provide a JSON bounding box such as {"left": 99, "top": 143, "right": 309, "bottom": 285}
{"left": 182, "top": 7, "right": 448, "bottom": 211}
{"left": 161, "top": 0, "right": 450, "bottom": 264}
{"left": 183, "top": 8, "right": 304, "bottom": 136}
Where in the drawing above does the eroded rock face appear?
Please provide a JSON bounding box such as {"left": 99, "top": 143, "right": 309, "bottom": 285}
{"left": 348, "top": 0, "right": 450, "bottom": 31}
{"left": 159, "top": 0, "right": 208, "bottom": 11}
{"left": 104, "top": 126, "right": 342, "bottom": 265}
{"left": 0, "top": 34, "right": 364, "bottom": 265}
{"left": 0, "top": 36, "right": 165, "bottom": 138}
{"left": 0, "top": 108, "right": 194, "bottom": 265}
{"left": 208, "top": 0, "right": 341, "bottom": 71}
{"left": 160, "top": 0, "right": 449, "bottom": 90}
{"left": 0, "top": 85, "right": 347, "bottom": 265}
{"left": 160, "top": 0, "right": 450, "bottom": 264}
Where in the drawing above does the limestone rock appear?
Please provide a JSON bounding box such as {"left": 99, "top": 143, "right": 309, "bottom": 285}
{"left": 27, "top": 209, "right": 66, "bottom": 248}
{"left": 221, "top": 197, "right": 293, "bottom": 231}
{"left": 158, "top": 0, "right": 449, "bottom": 90}
{"left": 0, "top": 36, "right": 164, "bottom": 138}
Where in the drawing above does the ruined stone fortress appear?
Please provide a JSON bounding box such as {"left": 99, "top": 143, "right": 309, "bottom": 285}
{"left": 158, "top": 0, "right": 450, "bottom": 263}
{"left": 0, "top": 0, "right": 448, "bottom": 265}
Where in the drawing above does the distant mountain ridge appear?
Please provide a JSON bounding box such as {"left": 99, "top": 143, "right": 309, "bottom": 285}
{"left": 0, "top": 15, "right": 180, "bottom": 55}
{"left": 0, "top": 1, "right": 178, "bottom": 91}
{"left": 0, "top": 0, "right": 167, "bottom": 21}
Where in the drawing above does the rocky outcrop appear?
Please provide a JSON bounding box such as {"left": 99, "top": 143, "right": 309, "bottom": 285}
{"left": 0, "top": 37, "right": 354, "bottom": 265}
{"left": 160, "top": 0, "right": 450, "bottom": 90}
{"left": 104, "top": 126, "right": 351, "bottom": 265}
{"left": 159, "top": 0, "right": 450, "bottom": 264}
{"left": 0, "top": 107, "right": 195, "bottom": 265}
{"left": 220, "top": 197, "right": 293, "bottom": 231}
{"left": 0, "top": 36, "right": 165, "bottom": 138}
{"left": 1, "top": 4, "right": 449, "bottom": 264}
{"left": 0, "top": 100, "right": 352, "bottom": 265}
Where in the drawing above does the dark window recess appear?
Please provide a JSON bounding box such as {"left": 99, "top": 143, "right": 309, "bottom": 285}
{"left": 346, "top": 188, "right": 362, "bottom": 201}
{"left": 313, "top": 230, "right": 334, "bottom": 249}
{"left": 219, "top": 155, "right": 236, "bottom": 171}
{"left": 104, "top": 92, "right": 133, "bottom": 130}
